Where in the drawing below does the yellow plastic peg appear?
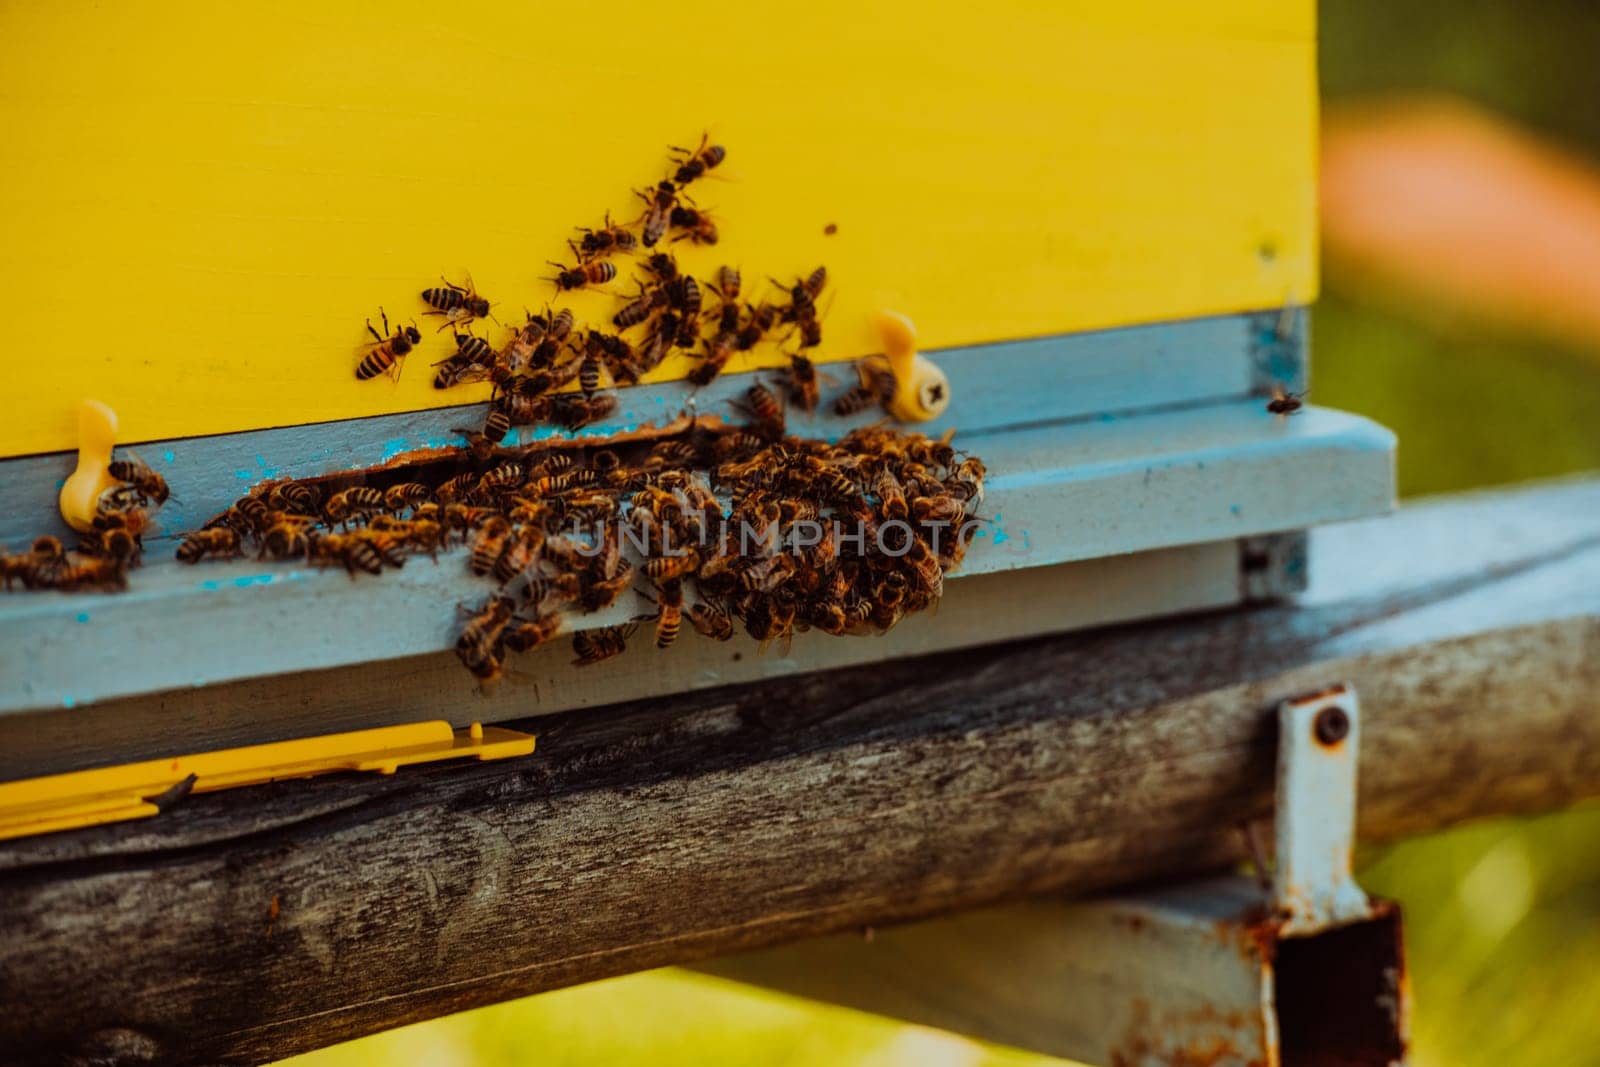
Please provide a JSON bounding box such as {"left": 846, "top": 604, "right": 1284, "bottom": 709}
{"left": 58, "top": 399, "right": 121, "bottom": 533}
{"left": 876, "top": 311, "right": 950, "bottom": 422}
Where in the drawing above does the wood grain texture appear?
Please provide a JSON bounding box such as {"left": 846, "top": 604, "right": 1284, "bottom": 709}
{"left": 0, "top": 479, "right": 1596, "bottom": 1065}
{"left": 0, "top": 1, "right": 1314, "bottom": 456}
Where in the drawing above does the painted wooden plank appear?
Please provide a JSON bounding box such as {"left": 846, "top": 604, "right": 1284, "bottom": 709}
{"left": 0, "top": 541, "right": 1243, "bottom": 780}
{"left": 0, "top": 402, "right": 1393, "bottom": 718}
{"left": 0, "top": 310, "right": 1297, "bottom": 548}
{"left": 0, "top": 0, "right": 1315, "bottom": 457}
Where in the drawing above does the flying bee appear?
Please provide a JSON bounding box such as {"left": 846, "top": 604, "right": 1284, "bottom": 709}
{"left": 669, "top": 204, "right": 718, "bottom": 245}
{"left": 357, "top": 308, "right": 422, "bottom": 381}
{"left": 502, "top": 611, "right": 563, "bottom": 654}
{"left": 324, "top": 487, "right": 386, "bottom": 525}
{"left": 108, "top": 451, "right": 170, "bottom": 506}
{"left": 644, "top": 578, "right": 683, "bottom": 648}
{"left": 636, "top": 180, "right": 678, "bottom": 247}
{"left": 669, "top": 132, "right": 726, "bottom": 185}
{"left": 737, "top": 383, "right": 785, "bottom": 438}
{"left": 175, "top": 526, "right": 242, "bottom": 564}
{"left": 573, "top": 212, "right": 638, "bottom": 261}
{"left": 688, "top": 599, "right": 734, "bottom": 641}
{"left": 421, "top": 273, "right": 493, "bottom": 331}
{"left": 571, "top": 622, "right": 636, "bottom": 666}
{"left": 546, "top": 259, "right": 617, "bottom": 292}
{"left": 1266, "top": 384, "right": 1305, "bottom": 418}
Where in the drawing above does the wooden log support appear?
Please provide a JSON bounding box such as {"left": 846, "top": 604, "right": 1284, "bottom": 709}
{"left": 1, "top": 478, "right": 1598, "bottom": 1065}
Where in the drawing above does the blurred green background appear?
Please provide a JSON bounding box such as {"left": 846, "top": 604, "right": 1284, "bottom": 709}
{"left": 285, "top": 5, "right": 1600, "bottom": 1065}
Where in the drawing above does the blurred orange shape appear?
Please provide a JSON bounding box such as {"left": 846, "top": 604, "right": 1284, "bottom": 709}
{"left": 1322, "top": 97, "right": 1600, "bottom": 353}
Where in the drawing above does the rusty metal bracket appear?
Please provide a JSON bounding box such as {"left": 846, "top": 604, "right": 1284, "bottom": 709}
{"left": 1274, "top": 683, "right": 1372, "bottom": 935}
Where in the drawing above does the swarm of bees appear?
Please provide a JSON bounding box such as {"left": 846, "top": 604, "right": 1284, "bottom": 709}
{"left": 350, "top": 133, "right": 886, "bottom": 445}
{"left": 183, "top": 408, "right": 985, "bottom": 688}
{"left": 0, "top": 454, "right": 169, "bottom": 592}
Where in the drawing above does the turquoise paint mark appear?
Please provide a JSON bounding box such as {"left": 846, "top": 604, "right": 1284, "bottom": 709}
{"left": 1019, "top": 529, "right": 1032, "bottom": 551}
{"left": 990, "top": 512, "right": 1009, "bottom": 546}
{"left": 55, "top": 478, "right": 66, "bottom": 490}
{"left": 253, "top": 455, "right": 281, "bottom": 478}
{"left": 75, "top": 612, "right": 90, "bottom": 624}
{"left": 1230, "top": 503, "right": 1242, "bottom": 516}
{"left": 233, "top": 574, "right": 274, "bottom": 588}
{"left": 62, "top": 696, "right": 76, "bottom": 709}
{"left": 162, "top": 449, "right": 176, "bottom": 463}
{"left": 235, "top": 469, "right": 255, "bottom": 480}
{"left": 199, "top": 579, "right": 222, "bottom": 591}
{"left": 380, "top": 436, "right": 412, "bottom": 461}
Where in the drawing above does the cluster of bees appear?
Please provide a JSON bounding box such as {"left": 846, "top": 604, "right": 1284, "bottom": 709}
{"left": 0, "top": 456, "right": 170, "bottom": 592}
{"left": 185, "top": 412, "right": 985, "bottom": 684}
{"left": 354, "top": 134, "right": 896, "bottom": 446}
{"left": 453, "top": 420, "right": 985, "bottom": 684}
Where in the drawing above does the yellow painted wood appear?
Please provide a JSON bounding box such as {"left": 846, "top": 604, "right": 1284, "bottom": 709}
{"left": 0, "top": 1, "right": 1316, "bottom": 458}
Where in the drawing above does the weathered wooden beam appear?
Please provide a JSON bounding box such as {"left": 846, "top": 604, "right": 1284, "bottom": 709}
{"left": 0, "top": 478, "right": 1597, "bottom": 1066}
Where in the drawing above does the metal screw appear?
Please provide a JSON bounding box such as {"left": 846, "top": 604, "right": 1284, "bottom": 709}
{"left": 1313, "top": 706, "right": 1350, "bottom": 747}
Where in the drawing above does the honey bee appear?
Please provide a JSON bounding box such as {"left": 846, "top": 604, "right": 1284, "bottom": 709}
{"left": 669, "top": 132, "right": 726, "bottom": 185}
{"left": 779, "top": 354, "right": 821, "bottom": 412}
{"left": 107, "top": 451, "right": 171, "bottom": 507}
{"left": 1266, "top": 384, "right": 1305, "bottom": 417}
{"left": 476, "top": 462, "right": 525, "bottom": 497}
{"left": 573, "top": 212, "right": 638, "bottom": 261}
{"left": 492, "top": 526, "right": 544, "bottom": 584}
{"left": 669, "top": 204, "right": 718, "bottom": 245}
{"left": 736, "top": 302, "right": 780, "bottom": 351}
{"left": 689, "top": 332, "right": 733, "bottom": 387}
{"left": 434, "top": 471, "right": 480, "bottom": 505}
{"left": 384, "top": 482, "right": 432, "bottom": 513}
{"left": 324, "top": 487, "right": 386, "bottom": 525}
{"left": 456, "top": 595, "right": 516, "bottom": 685}
{"left": 642, "top": 549, "right": 700, "bottom": 582}
{"left": 636, "top": 180, "right": 679, "bottom": 247}
{"left": 641, "top": 251, "right": 679, "bottom": 282}
{"left": 312, "top": 531, "right": 388, "bottom": 576}
{"left": 645, "top": 579, "right": 684, "bottom": 648}
{"left": 259, "top": 519, "right": 313, "bottom": 561}
{"left": 873, "top": 467, "right": 907, "bottom": 520}
{"left": 358, "top": 308, "right": 422, "bottom": 381}
{"left": 59, "top": 556, "right": 127, "bottom": 591}
{"left": 832, "top": 358, "right": 895, "bottom": 416}
{"left": 546, "top": 259, "right": 617, "bottom": 291}
{"left": 548, "top": 394, "right": 618, "bottom": 431}
{"left": 776, "top": 266, "right": 827, "bottom": 322}
{"left": 737, "top": 383, "right": 785, "bottom": 438}
{"left": 453, "top": 426, "right": 501, "bottom": 462}
{"left": 271, "top": 481, "right": 321, "bottom": 515}
{"left": 571, "top": 622, "right": 636, "bottom": 666}
{"left": 663, "top": 274, "right": 702, "bottom": 319}
{"left": 502, "top": 611, "right": 563, "bottom": 654}
{"left": 176, "top": 526, "right": 242, "bottom": 563}
{"left": 688, "top": 599, "right": 734, "bottom": 641}
{"left": 613, "top": 282, "right": 664, "bottom": 329}
{"left": 949, "top": 457, "right": 986, "bottom": 510}
{"left": 421, "top": 274, "right": 493, "bottom": 331}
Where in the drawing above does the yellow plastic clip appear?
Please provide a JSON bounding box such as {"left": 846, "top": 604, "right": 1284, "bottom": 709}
{"left": 0, "top": 721, "right": 535, "bottom": 842}
{"left": 58, "top": 399, "right": 122, "bottom": 533}
{"left": 876, "top": 310, "right": 950, "bottom": 422}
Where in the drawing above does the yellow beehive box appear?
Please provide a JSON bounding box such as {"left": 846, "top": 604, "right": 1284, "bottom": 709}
{"left": 0, "top": 0, "right": 1315, "bottom": 458}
